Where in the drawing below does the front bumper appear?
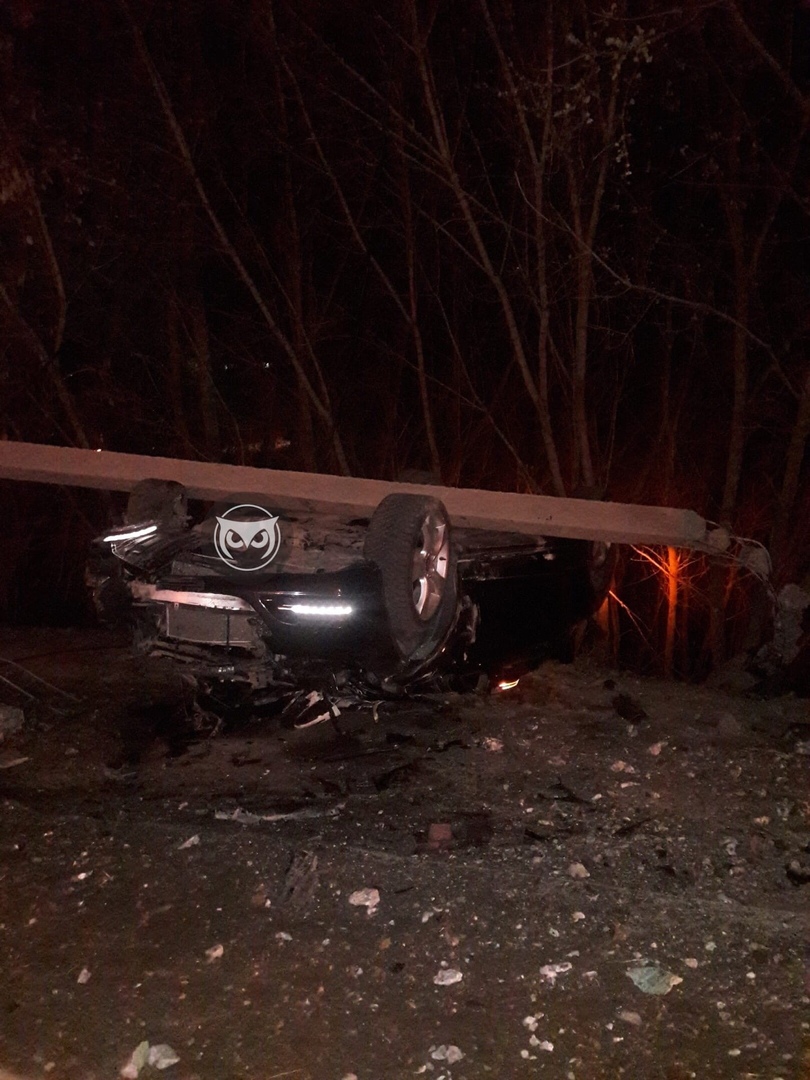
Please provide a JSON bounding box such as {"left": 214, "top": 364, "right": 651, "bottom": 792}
{"left": 129, "top": 564, "right": 401, "bottom": 677}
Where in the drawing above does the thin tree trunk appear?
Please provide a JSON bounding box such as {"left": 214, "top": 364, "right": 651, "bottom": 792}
{"left": 771, "top": 366, "right": 810, "bottom": 560}
{"left": 184, "top": 292, "right": 220, "bottom": 458}
{"left": 478, "top": 0, "right": 565, "bottom": 494}
{"left": 403, "top": 177, "right": 442, "bottom": 481}
{"left": 165, "top": 300, "right": 195, "bottom": 457}
{"left": 720, "top": 288, "right": 749, "bottom": 523}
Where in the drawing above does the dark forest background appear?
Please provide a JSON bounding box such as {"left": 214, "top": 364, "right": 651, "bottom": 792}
{"left": 0, "top": 0, "right": 808, "bottom": 676}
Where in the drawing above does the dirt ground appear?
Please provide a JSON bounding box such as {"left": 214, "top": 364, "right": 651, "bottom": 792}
{"left": 0, "top": 627, "right": 808, "bottom": 1080}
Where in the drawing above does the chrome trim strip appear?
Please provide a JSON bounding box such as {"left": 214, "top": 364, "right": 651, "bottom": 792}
{"left": 131, "top": 582, "right": 252, "bottom": 611}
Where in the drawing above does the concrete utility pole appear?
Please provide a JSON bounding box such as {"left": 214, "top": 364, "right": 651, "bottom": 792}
{"left": 0, "top": 439, "right": 723, "bottom": 550}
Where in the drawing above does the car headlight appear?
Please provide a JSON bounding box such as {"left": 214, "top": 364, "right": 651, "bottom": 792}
{"left": 102, "top": 522, "right": 159, "bottom": 543}
{"left": 283, "top": 603, "right": 353, "bottom": 617}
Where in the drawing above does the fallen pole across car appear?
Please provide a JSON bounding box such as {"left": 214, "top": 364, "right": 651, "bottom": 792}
{"left": 0, "top": 439, "right": 725, "bottom": 550}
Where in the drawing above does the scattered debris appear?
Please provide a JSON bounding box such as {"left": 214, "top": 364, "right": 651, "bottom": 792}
{"left": 120, "top": 1043, "right": 180, "bottom": 1076}
{"left": 626, "top": 964, "right": 683, "bottom": 996}
{"left": 348, "top": 888, "right": 380, "bottom": 914}
{"left": 148, "top": 1045, "right": 180, "bottom": 1071}
{"left": 618, "top": 1009, "right": 642, "bottom": 1026}
{"left": 251, "top": 883, "right": 269, "bottom": 908}
{"left": 481, "top": 736, "right": 504, "bottom": 752}
{"left": 539, "top": 962, "right": 572, "bottom": 986}
{"left": 4, "top": 627, "right": 808, "bottom": 1078}
{"left": 610, "top": 760, "right": 636, "bottom": 774}
{"left": 433, "top": 967, "right": 463, "bottom": 986}
{"left": 430, "top": 1044, "right": 464, "bottom": 1063}
{"left": 0, "top": 752, "right": 29, "bottom": 770}
{"left": 214, "top": 804, "right": 343, "bottom": 825}
{"left": 120, "top": 1040, "right": 150, "bottom": 1078}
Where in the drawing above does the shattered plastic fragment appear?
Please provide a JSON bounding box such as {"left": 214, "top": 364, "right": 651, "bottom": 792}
{"left": 205, "top": 943, "right": 224, "bottom": 962}
{"left": 77, "top": 967, "right": 91, "bottom": 984}
{"left": 539, "top": 962, "right": 572, "bottom": 985}
{"left": 430, "top": 1045, "right": 464, "bottom": 1063}
{"left": 348, "top": 888, "right": 380, "bottom": 913}
{"left": 178, "top": 834, "right": 200, "bottom": 849}
{"left": 148, "top": 1044, "right": 180, "bottom": 1070}
{"left": 626, "top": 964, "right": 683, "bottom": 995}
{"left": 567, "top": 862, "right": 590, "bottom": 879}
{"left": 120, "top": 1040, "right": 149, "bottom": 1079}
{"left": 618, "top": 1009, "right": 642, "bottom": 1026}
{"left": 433, "top": 967, "right": 463, "bottom": 986}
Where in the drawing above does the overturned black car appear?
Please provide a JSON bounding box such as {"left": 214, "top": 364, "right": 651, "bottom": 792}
{"left": 88, "top": 480, "right": 614, "bottom": 726}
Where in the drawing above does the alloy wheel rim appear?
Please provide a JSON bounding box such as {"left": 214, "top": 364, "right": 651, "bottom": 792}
{"left": 411, "top": 510, "right": 450, "bottom": 620}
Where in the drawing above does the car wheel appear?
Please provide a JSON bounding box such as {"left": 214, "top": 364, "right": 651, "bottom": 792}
{"left": 364, "top": 494, "right": 458, "bottom": 661}
{"left": 125, "top": 478, "right": 188, "bottom": 528}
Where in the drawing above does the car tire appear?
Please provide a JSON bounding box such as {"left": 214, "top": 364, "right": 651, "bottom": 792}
{"left": 364, "top": 493, "right": 458, "bottom": 661}
{"left": 125, "top": 479, "right": 188, "bottom": 529}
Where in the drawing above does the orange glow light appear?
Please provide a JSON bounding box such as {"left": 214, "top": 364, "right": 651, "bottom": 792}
{"left": 497, "top": 678, "right": 520, "bottom": 691}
